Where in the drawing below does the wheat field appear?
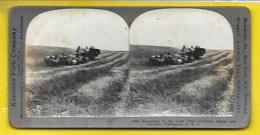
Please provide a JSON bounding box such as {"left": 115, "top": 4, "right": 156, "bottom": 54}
{"left": 128, "top": 45, "right": 234, "bottom": 116}
{"left": 26, "top": 45, "right": 234, "bottom": 117}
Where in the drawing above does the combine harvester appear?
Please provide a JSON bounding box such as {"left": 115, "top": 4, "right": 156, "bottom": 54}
{"left": 44, "top": 46, "right": 100, "bottom": 66}
{"left": 149, "top": 45, "right": 206, "bottom": 66}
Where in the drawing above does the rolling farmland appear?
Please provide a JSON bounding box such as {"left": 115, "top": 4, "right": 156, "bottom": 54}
{"left": 26, "top": 45, "right": 234, "bottom": 117}
{"left": 26, "top": 46, "right": 129, "bottom": 117}
{"left": 128, "top": 45, "right": 234, "bottom": 116}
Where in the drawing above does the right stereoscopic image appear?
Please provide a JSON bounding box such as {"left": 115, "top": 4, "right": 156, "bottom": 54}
{"left": 128, "top": 9, "right": 234, "bottom": 117}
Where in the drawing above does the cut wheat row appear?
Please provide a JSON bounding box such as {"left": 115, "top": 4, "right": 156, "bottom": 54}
{"left": 67, "top": 64, "right": 129, "bottom": 117}
{"left": 27, "top": 53, "right": 128, "bottom": 99}
{"left": 27, "top": 55, "right": 129, "bottom": 117}
{"left": 128, "top": 52, "right": 233, "bottom": 116}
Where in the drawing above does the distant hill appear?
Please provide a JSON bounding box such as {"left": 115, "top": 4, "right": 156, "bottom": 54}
{"left": 26, "top": 45, "right": 116, "bottom": 66}
{"left": 129, "top": 45, "right": 181, "bottom": 67}
{"left": 26, "top": 45, "right": 75, "bottom": 66}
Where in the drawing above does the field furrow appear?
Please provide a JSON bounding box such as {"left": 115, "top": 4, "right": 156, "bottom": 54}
{"left": 128, "top": 51, "right": 233, "bottom": 116}
{"left": 169, "top": 63, "right": 233, "bottom": 115}
{"left": 113, "top": 79, "right": 130, "bottom": 116}
{"left": 216, "top": 63, "right": 234, "bottom": 116}
{"left": 67, "top": 64, "right": 129, "bottom": 116}
{"left": 26, "top": 44, "right": 234, "bottom": 117}
{"left": 27, "top": 52, "right": 129, "bottom": 117}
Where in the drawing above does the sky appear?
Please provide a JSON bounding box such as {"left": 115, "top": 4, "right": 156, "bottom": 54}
{"left": 26, "top": 8, "right": 234, "bottom": 51}
{"left": 26, "top": 9, "right": 129, "bottom": 51}
{"left": 130, "top": 8, "right": 234, "bottom": 50}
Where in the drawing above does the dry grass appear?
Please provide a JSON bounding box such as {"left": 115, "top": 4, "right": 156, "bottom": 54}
{"left": 26, "top": 45, "right": 234, "bottom": 117}
{"left": 172, "top": 63, "right": 233, "bottom": 115}
{"left": 26, "top": 52, "right": 129, "bottom": 117}
{"left": 128, "top": 52, "right": 233, "bottom": 116}
{"left": 69, "top": 65, "right": 129, "bottom": 116}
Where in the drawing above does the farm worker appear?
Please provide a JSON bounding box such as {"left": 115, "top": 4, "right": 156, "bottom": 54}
{"left": 181, "top": 45, "right": 186, "bottom": 52}
{"left": 82, "top": 48, "right": 88, "bottom": 58}
{"left": 90, "top": 46, "right": 94, "bottom": 49}
{"left": 190, "top": 46, "right": 194, "bottom": 51}
{"left": 168, "top": 52, "right": 173, "bottom": 58}
{"left": 187, "top": 48, "right": 190, "bottom": 52}
{"left": 82, "top": 49, "right": 87, "bottom": 53}
{"left": 187, "top": 46, "right": 193, "bottom": 53}
{"left": 62, "top": 53, "right": 66, "bottom": 60}
{"left": 76, "top": 45, "right": 81, "bottom": 57}
{"left": 55, "top": 55, "right": 59, "bottom": 59}
{"left": 181, "top": 45, "right": 186, "bottom": 56}
{"left": 76, "top": 46, "right": 80, "bottom": 52}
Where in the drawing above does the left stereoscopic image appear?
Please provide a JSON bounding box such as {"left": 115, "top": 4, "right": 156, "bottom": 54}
{"left": 25, "top": 9, "right": 129, "bottom": 117}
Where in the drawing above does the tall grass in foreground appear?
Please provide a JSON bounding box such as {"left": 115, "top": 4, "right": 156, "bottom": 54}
{"left": 69, "top": 65, "right": 129, "bottom": 116}
{"left": 26, "top": 53, "right": 128, "bottom": 117}
{"left": 128, "top": 52, "right": 233, "bottom": 116}
{"left": 172, "top": 63, "right": 233, "bottom": 116}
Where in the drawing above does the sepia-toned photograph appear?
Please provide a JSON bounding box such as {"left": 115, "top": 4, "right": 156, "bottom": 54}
{"left": 25, "top": 8, "right": 234, "bottom": 118}
{"left": 129, "top": 9, "right": 234, "bottom": 116}
{"left": 25, "top": 9, "right": 129, "bottom": 117}
{"left": 8, "top": 5, "right": 251, "bottom": 128}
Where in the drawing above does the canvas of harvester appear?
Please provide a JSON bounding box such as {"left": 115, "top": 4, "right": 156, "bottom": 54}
{"left": 25, "top": 8, "right": 234, "bottom": 118}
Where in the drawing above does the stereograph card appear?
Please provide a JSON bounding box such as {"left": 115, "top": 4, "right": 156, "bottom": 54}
{"left": 8, "top": 6, "right": 251, "bottom": 128}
